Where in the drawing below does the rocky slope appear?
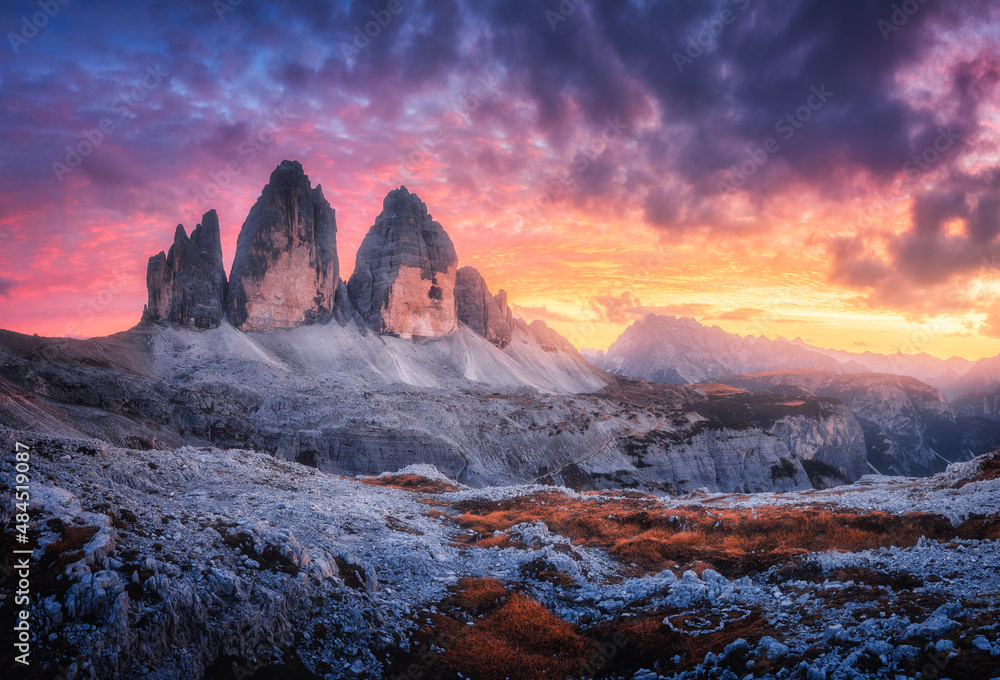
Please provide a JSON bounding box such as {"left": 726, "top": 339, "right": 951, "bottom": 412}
{"left": 0, "top": 320, "right": 872, "bottom": 493}
{"left": 226, "top": 160, "right": 339, "bottom": 331}
{"left": 141, "top": 210, "right": 227, "bottom": 329}
{"left": 347, "top": 187, "right": 458, "bottom": 339}
{"left": 455, "top": 266, "right": 513, "bottom": 348}
{"left": 714, "top": 370, "right": 1000, "bottom": 477}
{"left": 692, "top": 384, "right": 869, "bottom": 485}
{"left": 953, "top": 389, "right": 1000, "bottom": 421}
{"left": 3, "top": 430, "right": 998, "bottom": 680}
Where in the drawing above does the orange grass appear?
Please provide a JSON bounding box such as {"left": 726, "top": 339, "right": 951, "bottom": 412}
{"left": 973, "top": 450, "right": 1000, "bottom": 482}
{"left": 445, "top": 577, "right": 508, "bottom": 614}
{"left": 45, "top": 524, "right": 99, "bottom": 566}
{"left": 452, "top": 492, "right": 959, "bottom": 576}
{"left": 447, "top": 593, "right": 598, "bottom": 680}
{"left": 360, "top": 473, "right": 459, "bottom": 494}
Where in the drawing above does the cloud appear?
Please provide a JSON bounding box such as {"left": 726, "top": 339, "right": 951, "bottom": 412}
{"left": 714, "top": 308, "right": 767, "bottom": 321}
{"left": 628, "top": 303, "right": 714, "bottom": 319}
{"left": 828, "top": 237, "right": 891, "bottom": 289}
{"left": 979, "top": 305, "right": 1000, "bottom": 339}
{"left": 826, "top": 166, "right": 1000, "bottom": 316}
{"left": 511, "top": 305, "right": 579, "bottom": 324}
{"left": 587, "top": 291, "right": 642, "bottom": 324}
{"left": 0, "top": 277, "right": 18, "bottom": 297}
{"left": 1, "top": 0, "right": 999, "bottom": 341}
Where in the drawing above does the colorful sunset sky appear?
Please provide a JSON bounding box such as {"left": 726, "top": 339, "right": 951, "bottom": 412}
{"left": 1, "top": 0, "right": 999, "bottom": 359}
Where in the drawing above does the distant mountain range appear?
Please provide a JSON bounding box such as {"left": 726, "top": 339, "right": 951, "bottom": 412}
{"left": 583, "top": 315, "right": 1000, "bottom": 475}
{"left": 1, "top": 160, "right": 888, "bottom": 495}
{"left": 582, "top": 314, "right": 999, "bottom": 399}
{"left": 582, "top": 316, "right": 856, "bottom": 385}
{"left": 3, "top": 162, "right": 998, "bottom": 492}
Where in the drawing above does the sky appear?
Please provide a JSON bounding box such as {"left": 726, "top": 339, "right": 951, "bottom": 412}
{"left": 1, "top": 0, "right": 999, "bottom": 360}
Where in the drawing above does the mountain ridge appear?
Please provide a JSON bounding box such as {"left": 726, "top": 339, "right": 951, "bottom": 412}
{"left": 2, "top": 160, "right": 988, "bottom": 490}
{"left": 585, "top": 313, "right": 998, "bottom": 398}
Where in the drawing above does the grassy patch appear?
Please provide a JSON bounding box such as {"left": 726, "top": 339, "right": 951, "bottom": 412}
{"left": 447, "top": 593, "right": 598, "bottom": 680}
{"left": 361, "top": 474, "right": 458, "bottom": 494}
{"left": 451, "top": 491, "right": 958, "bottom": 577}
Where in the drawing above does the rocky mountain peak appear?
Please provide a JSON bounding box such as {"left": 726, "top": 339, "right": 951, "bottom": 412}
{"left": 455, "top": 266, "right": 513, "bottom": 348}
{"left": 142, "top": 209, "right": 227, "bottom": 329}
{"left": 226, "top": 161, "right": 339, "bottom": 331}
{"left": 347, "top": 187, "right": 458, "bottom": 339}
{"left": 598, "top": 314, "right": 853, "bottom": 384}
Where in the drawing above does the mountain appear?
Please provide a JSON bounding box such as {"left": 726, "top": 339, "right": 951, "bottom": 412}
{"left": 0, "top": 162, "right": 877, "bottom": 494}
{"left": 585, "top": 316, "right": 1000, "bottom": 475}
{"left": 948, "top": 353, "right": 1000, "bottom": 397}
{"left": 141, "top": 209, "right": 227, "bottom": 329}
{"left": 227, "top": 160, "right": 339, "bottom": 331}
{"left": 953, "top": 389, "right": 1000, "bottom": 421}
{"left": 455, "top": 265, "right": 514, "bottom": 348}
{"left": 588, "top": 315, "right": 862, "bottom": 384}
{"left": 787, "top": 339, "right": 974, "bottom": 396}
{"left": 589, "top": 314, "right": 1000, "bottom": 398}
{"left": 0, "top": 319, "right": 876, "bottom": 493}
{"left": 347, "top": 186, "right": 459, "bottom": 338}
{"left": 713, "top": 370, "right": 1000, "bottom": 476}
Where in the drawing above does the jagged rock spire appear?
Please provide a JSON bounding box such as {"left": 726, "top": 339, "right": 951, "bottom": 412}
{"left": 142, "top": 209, "right": 227, "bottom": 329}
{"left": 347, "top": 186, "right": 459, "bottom": 339}
{"left": 455, "top": 266, "right": 513, "bottom": 348}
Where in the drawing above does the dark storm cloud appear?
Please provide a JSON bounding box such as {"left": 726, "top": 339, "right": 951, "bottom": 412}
{"left": 1, "top": 0, "right": 998, "bottom": 327}
{"left": 3, "top": 0, "right": 993, "bottom": 210}
{"left": 829, "top": 236, "right": 890, "bottom": 289}
{"left": 893, "top": 172, "right": 1000, "bottom": 283}
{"left": 826, "top": 164, "right": 1000, "bottom": 315}
{"left": 301, "top": 0, "right": 990, "bottom": 247}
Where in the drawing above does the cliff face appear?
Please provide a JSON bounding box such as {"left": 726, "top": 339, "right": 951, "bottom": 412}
{"left": 953, "top": 390, "right": 1000, "bottom": 421}
{"left": 0, "top": 323, "right": 878, "bottom": 494}
{"left": 526, "top": 382, "right": 870, "bottom": 493}
{"left": 717, "top": 370, "right": 1000, "bottom": 477}
{"left": 226, "top": 160, "right": 338, "bottom": 331}
{"left": 347, "top": 187, "right": 458, "bottom": 339}
{"left": 763, "top": 403, "right": 869, "bottom": 485}
{"left": 455, "top": 266, "right": 513, "bottom": 348}
{"left": 142, "top": 210, "right": 227, "bottom": 329}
